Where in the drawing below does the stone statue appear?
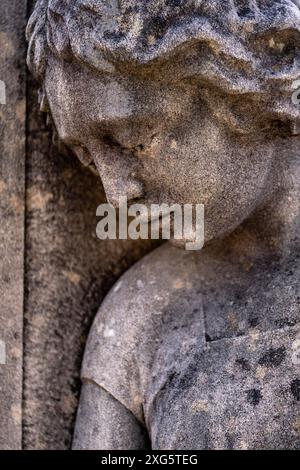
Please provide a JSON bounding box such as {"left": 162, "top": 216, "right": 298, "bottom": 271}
{"left": 27, "top": 0, "right": 300, "bottom": 450}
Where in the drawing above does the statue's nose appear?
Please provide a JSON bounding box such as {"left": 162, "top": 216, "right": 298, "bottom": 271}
{"left": 93, "top": 146, "right": 144, "bottom": 208}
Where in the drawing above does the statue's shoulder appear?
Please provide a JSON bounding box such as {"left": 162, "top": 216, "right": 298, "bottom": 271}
{"left": 84, "top": 244, "right": 202, "bottom": 356}
{"left": 80, "top": 243, "right": 203, "bottom": 422}
{"left": 96, "top": 243, "right": 199, "bottom": 325}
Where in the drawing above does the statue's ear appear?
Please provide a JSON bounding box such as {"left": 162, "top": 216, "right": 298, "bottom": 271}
{"left": 38, "top": 88, "right": 50, "bottom": 113}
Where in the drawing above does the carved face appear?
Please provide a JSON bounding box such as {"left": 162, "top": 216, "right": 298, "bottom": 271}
{"left": 46, "top": 55, "right": 275, "bottom": 243}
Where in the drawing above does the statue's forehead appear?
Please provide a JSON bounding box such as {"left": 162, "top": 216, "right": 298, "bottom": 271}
{"left": 39, "top": 0, "right": 300, "bottom": 136}
{"left": 46, "top": 57, "right": 193, "bottom": 141}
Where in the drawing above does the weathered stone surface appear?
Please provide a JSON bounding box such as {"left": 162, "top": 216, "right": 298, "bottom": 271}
{"left": 27, "top": 0, "right": 300, "bottom": 244}
{"left": 75, "top": 239, "right": 300, "bottom": 449}
{"left": 0, "top": 0, "right": 27, "bottom": 450}
{"left": 0, "top": 0, "right": 159, "bottom": 451}
{"left": 23, "top": 75, "right": 158, "bottom": 450}
{"left": 22, "top": 0, "right": 300, "bottom": 450}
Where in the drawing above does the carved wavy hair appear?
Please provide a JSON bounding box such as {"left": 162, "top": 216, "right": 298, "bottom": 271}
{"left": 27, "top": 0, "right": 300, "bottom": 134}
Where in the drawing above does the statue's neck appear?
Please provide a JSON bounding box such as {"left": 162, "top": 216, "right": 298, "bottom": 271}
{"left": 225, "top": 138, "right": 300, "bottom": 264}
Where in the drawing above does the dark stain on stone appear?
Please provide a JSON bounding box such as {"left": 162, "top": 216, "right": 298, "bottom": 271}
{"left": 166, "top": 0, "right": 183, "bottom": 7}
{"left": 249, "top": 317, "right": 259, "bottom": 328}
{"left": 258, "top": 347, "right": 286, "bottom": 368}
{"left": 290, "top": 379, "right": 300, "bottom": 401}
{"left": 205, "top": 333, "right": 212, "bottom": 342}
{"left": 246, "top": 388, "right": 262, "bottom": 406}
{"left": 275, "top": 318, "right": 297, "bottom": 328}
{"left": 225, "top": 432, "right": 236, "bottom": 450}
{"left": 103, "top": 30, "right": 125, "bottom": 41}
{"left": 236, "top": 358, "right": 251, "bottom": 371}
{"left": 150, "top": 16, "right": 168, "bottom": 38}
{"left": 237, "top": 7, "right": 254, "bottom": 18}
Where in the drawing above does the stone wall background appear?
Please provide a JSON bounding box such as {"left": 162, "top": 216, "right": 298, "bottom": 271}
{"left": 0, "top": 0, "right": 27, "bottom": 451}
{"left": 0, "top": 0, "right": 158, "bottom": 450}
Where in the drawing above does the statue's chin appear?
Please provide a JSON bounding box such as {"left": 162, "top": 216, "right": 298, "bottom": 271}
{"left": 167, "top": 223, "right": 238, "bottom": 251}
